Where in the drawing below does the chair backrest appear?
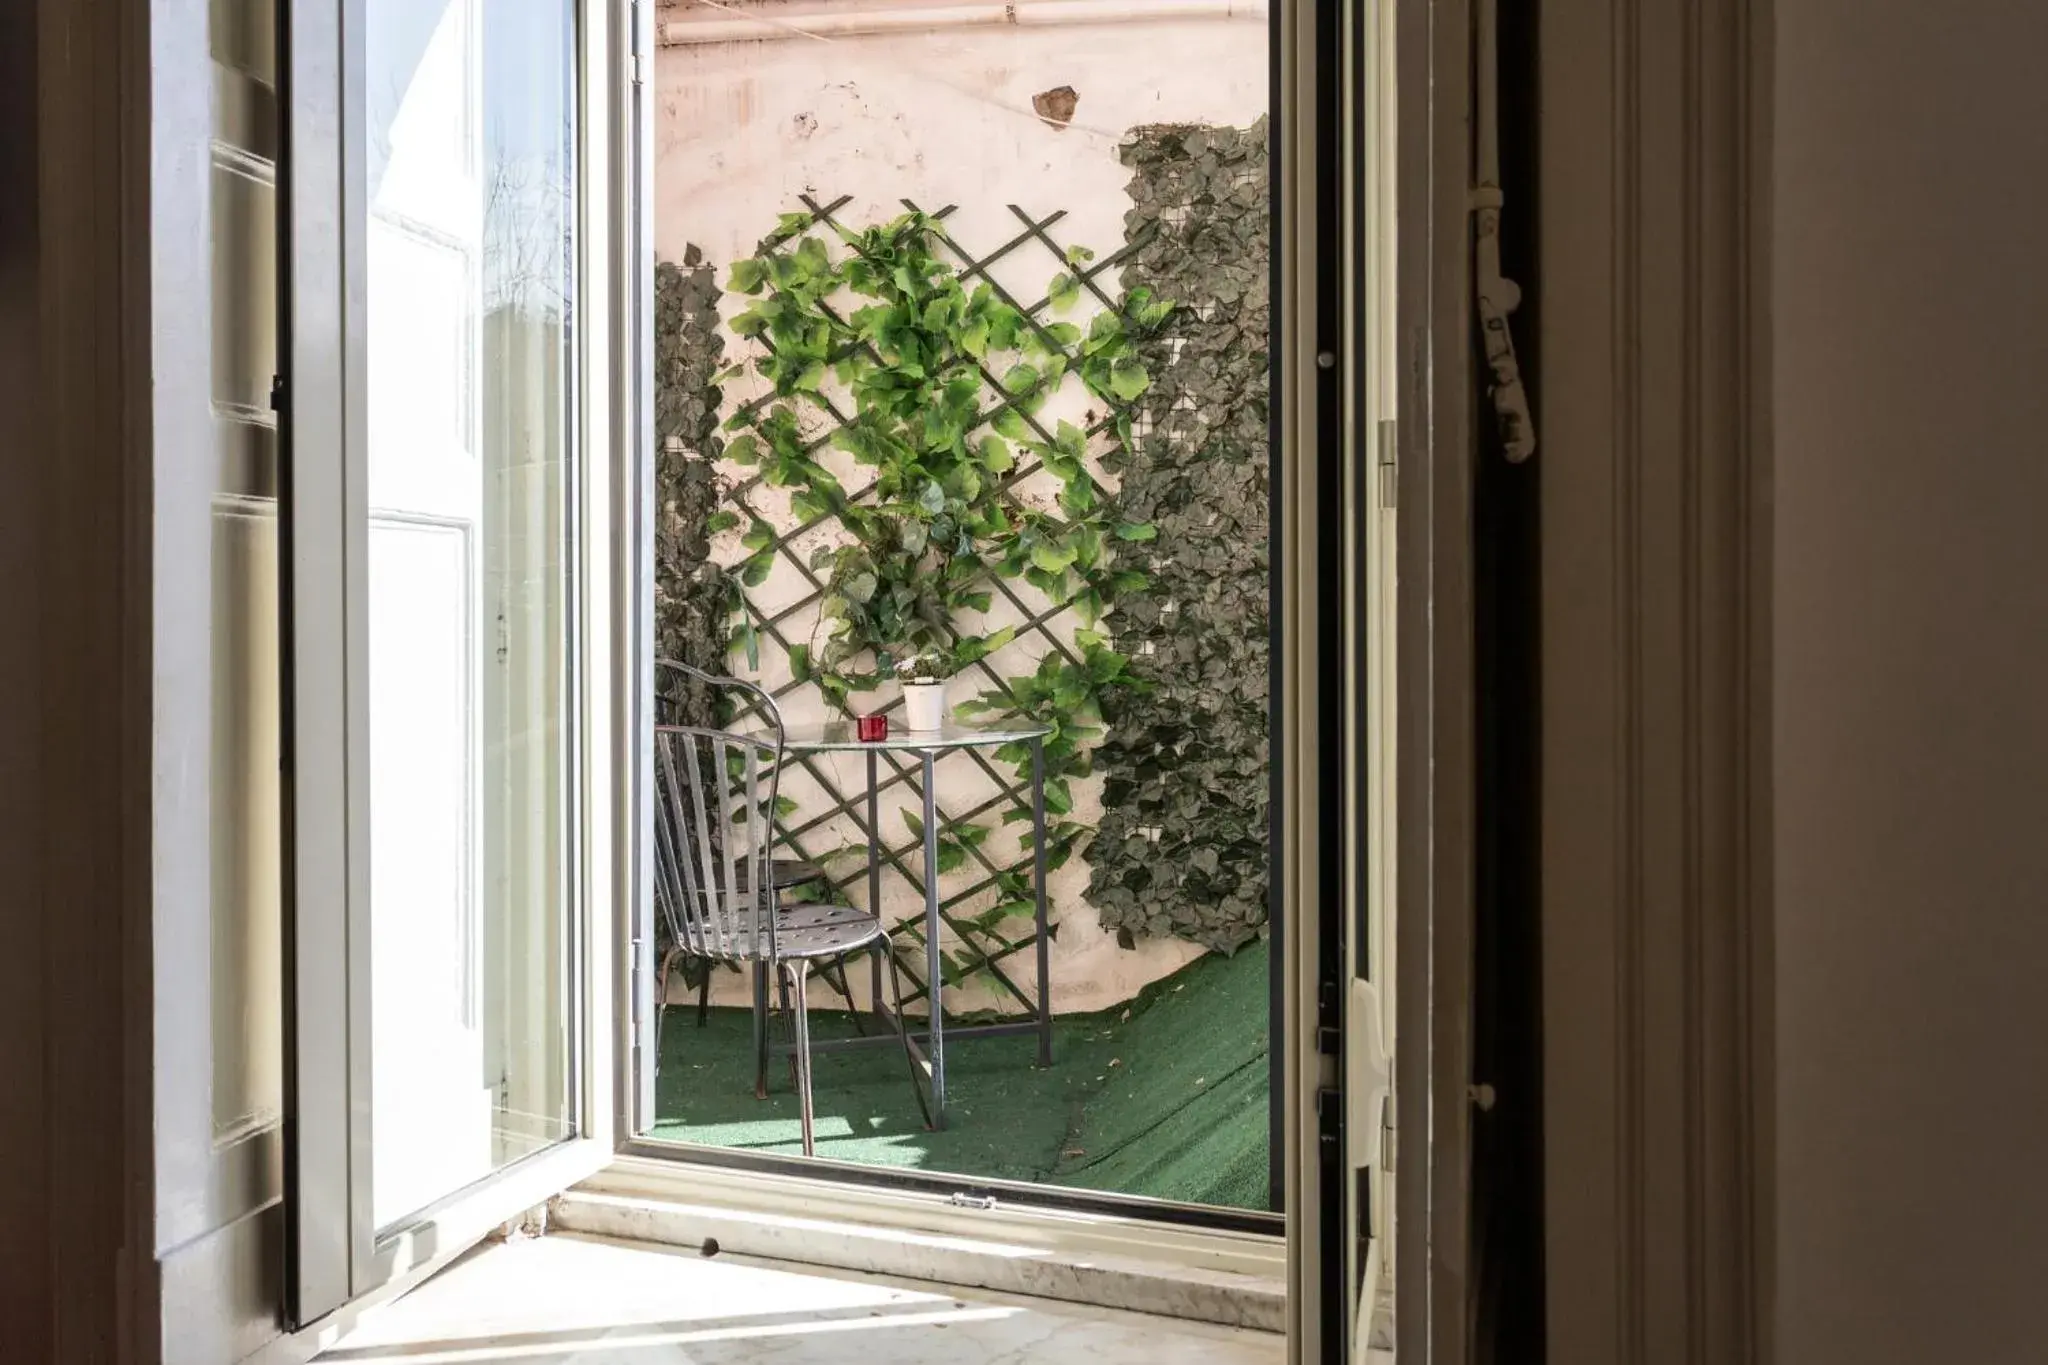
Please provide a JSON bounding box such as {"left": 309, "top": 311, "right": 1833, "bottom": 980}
{"left": 652, "top": 660, "right": 785, "bottom": 963}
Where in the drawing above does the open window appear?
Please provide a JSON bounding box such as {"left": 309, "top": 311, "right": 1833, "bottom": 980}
{"left": 268, "top": 0, "right": 1441, "bottom": 1356}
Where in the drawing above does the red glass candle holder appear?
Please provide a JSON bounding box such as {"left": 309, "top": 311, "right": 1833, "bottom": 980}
{"left": 855, "top": 713, "right": 889, "bottom": 743}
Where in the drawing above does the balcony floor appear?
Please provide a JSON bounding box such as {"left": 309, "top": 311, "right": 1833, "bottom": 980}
{"left": 650, "top": 940, "right": 1271, "bottom": 1212}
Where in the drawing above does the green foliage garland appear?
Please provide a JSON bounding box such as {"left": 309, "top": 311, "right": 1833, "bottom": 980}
{"left": 653, "top": 247, "right": 741, "bottom": 730}
{"left": 1087, "top": 121, "right": 1273, "bottom": 954}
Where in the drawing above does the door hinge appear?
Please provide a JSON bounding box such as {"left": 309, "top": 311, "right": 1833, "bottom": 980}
{"left": 629, "top": 1, "right": 649, "bottom": 86}
{"left": 1375, "top": 417, "right": 1397, "bottom": 509}
{"left": 1315, "top": 1086, "right": 1345, "bottom": 1157}
{"left": 1381, "top": 1093, "right": 1395, "bottom": 1173}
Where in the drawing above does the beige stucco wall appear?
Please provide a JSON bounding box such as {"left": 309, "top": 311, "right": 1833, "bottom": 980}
{"left": 653, "top": 14, "right": 1266, "bottom": 1014}
{"left": 1775, "top": 4, "right": 2048, "bottom": 1361}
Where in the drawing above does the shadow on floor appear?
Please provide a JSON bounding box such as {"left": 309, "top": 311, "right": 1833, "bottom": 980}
{"left": 650, "top": 938, "right": 1273, "bottom": 1211}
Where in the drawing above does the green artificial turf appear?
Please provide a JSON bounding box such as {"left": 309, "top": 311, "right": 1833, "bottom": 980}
{"left": 650, "top": 938, "right": 1273, "bottom": 1211}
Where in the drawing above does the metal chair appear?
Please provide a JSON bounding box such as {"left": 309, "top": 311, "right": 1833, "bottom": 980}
{"left": 650, "top": 659, "right": 930, "bottom": 1153}
{"left": 656, "top": 659, "right": 830, "bottom": 1032}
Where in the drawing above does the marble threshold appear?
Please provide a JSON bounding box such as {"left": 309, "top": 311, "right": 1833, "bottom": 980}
{"left": 317, "top": 1230, "right": 1285, "bottom": 1365}
{"left": 549, "top": 1181, "right": 1286, "bottom": 1334}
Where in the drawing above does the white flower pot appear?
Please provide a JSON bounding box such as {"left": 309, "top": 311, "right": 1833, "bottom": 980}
{"left": 902, "top": 681, "right": 947, "bottom": 731}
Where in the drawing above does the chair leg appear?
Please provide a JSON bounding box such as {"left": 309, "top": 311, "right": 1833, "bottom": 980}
{"left": 656, "top": 945, "right": 682, "bottom": 1077}
{"left": 787, "top": 963, "right": 817, "bottom": 1157}
{"left": 695, "top": 961, "right": 712, "bottom": 1029}
{"left": 753, "top": 962, "right": 770, "bottom": 1100}
{"left": 779, "top": 966, "right": 801, "bottom": 1093}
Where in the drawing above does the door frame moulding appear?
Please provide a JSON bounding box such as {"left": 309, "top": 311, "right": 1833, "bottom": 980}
{"left": 0, "top": 0, "right": 159, "bottom": 1357}
{"left": 1536, "top": 0, "right": 1773, "bottom": 1361}
{"left": 1389, "top": 0, "right": 1479, "bottom": 1360}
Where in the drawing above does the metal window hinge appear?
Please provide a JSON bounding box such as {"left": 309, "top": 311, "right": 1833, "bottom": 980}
{"left": 948, "top": 1192, "right": 998, "bottom": 1211}
{"left": 1348, "top": 979, "right": 1393, "bottom": 1174}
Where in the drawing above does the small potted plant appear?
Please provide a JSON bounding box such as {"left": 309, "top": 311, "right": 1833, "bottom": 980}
{"left": 894, "top": 647, "right": 952, "bottom": 732}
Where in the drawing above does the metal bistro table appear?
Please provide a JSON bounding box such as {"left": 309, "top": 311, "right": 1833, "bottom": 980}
{"left": 760, "top": 719, "right": 1055, "bottom": 1130}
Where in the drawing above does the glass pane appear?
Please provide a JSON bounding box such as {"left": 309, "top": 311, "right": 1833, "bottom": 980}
{"left": 366, "top": 0, "right": 578, "bottom": 1230}
{"left": 646, "top": 7, "right": 1279, "bottom": 1214}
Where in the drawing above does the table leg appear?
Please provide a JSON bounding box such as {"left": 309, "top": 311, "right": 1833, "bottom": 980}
{"left": 867, "top": 749, "right": 883, "bottom": 1013}
{"left": 1033, "top": 735, "right": 1052, "bottom": 1067}
{"left": 921, "top": 748, "right": 946, "bottom": 1128}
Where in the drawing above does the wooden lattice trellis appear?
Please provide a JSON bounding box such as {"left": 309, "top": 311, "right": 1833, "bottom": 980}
{"left": 710, "top": 194, "right": 1157, "bottom": 1019}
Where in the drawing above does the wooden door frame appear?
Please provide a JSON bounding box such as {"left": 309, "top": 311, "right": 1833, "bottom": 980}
{"left": 1536, "top": 0, "right": 1774, "bottom": 1361}
{"left": 0, "top": 0, "right": 159, "bottom": 1359}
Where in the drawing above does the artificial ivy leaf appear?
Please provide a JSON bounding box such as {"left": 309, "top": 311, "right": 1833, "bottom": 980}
{"left": 993, "top": 408, "right": 1030, "bottom": 440}
{"left": 727, "top": 257, "right": 768, "bottom": 294}
{"left": 899, "top": 519, "right": 930, "bottom": 556}
{"left": 741, "top": 521, "right": 775, "bottom": 552}
{"left": 741, "top": 554, "right": 773, "bottom": 588}
{"left": 705, "top": 510, "right": 741, "bottom": 534}
{"left": 794, "top": 360, "right": 826, "bottom": 392}
{"left": 842, "top": 570, "right": 878, "bottom": 604}
{"left": 901, "top": 809, "right": 926, "bottom": 842}
{"left": 730, "top": 309, "right": 771, "bottom": 339}
{"left": 729, "top": 619, "right": 761, "bottom": 671}
{"left": 787, "top": 643, "right": 813, "bottom": 683}
{"left": 960, "top": 318, "right": 990, "bottom": 358}
{"left": 1044, "top": 321, "right": 1083, "bottom": 347}
{"left": 1066, "top": 244, "right": 1097, "bottom": 267}
{"left": 1047, "top": 272, "right": 1080, "bottom": 312}
{"left": 723, "top": 433, "right": 761, "bottom": 465}
{"left": 979, "top": 435, "right": 1014, "bottom": 474}
{"left": 1115, "top": 522, "right": 1159, "bottom": 542}
{"left": 918, "top": 480, "right": 948, "bottom": 515}
{"left": 1001, "top": 363, "right": 1040, "bottom": 397}
{"left": 1030, "top": 541, "right": 1076, "bottom": 574}
{"left": 1110, "top": 359, "right": 1151, "bottom": 401}
{"left": 795, "top": 234, "right": 830, "bottom": 272}
{"left": 954, "top": 624, "right": 1016, "bottom": 665}
{"left": 1084, "top": 309, "right": 1125, "bottom": 354}
{"left": 987, "top": 306, "right": 1023, "bottom": 352}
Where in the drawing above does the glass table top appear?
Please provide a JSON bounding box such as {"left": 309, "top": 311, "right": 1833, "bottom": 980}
{"left": 755, "top": 719, "right": 1052, "bottom": 753}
